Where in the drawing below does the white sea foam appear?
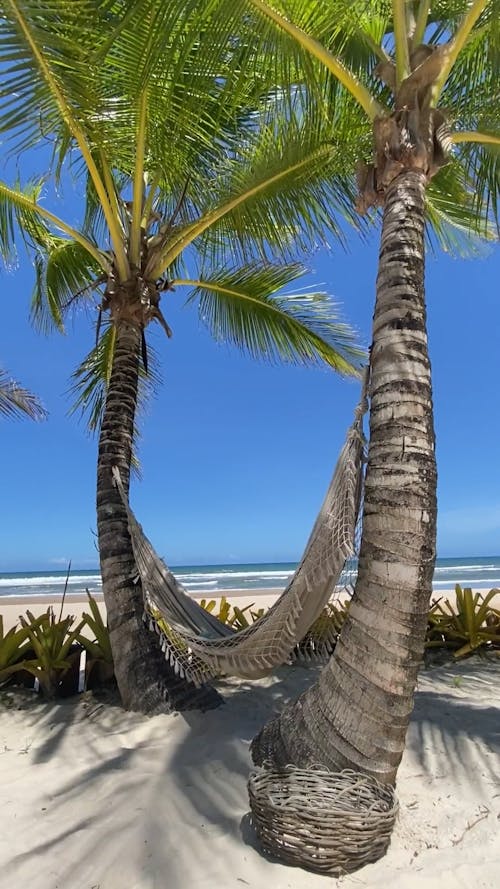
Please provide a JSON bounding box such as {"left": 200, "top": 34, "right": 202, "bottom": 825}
{"left": 2, "top": 559, "right": 499, "bottom": 599}
{"left": 177, "top": 571, "right": 292, "bottom": 581}
{"left": 434, "top": 564, "right": 496, "bottom": 573}
{"left": 0, "top": 574, "right": 102, "bottom": 587}
{"left": 181, "top": 580, "right": 218, "bottom": 588}
{"left": 433, "top": 578, "right": 500, "bottom": 587}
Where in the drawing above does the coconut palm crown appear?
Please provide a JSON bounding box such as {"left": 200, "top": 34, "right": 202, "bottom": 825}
{"left": 247, "top": 0, "right": 499, "bottom": 237}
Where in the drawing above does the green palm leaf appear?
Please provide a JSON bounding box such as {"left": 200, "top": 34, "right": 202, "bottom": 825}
{"left": 69, "top": 324, "right": 162, "bottom": 433}
{"left": 0, "top": 178, "right": 56, "bottom": 263}
{"left": 456, "top": 136, "right": 500, "bottom": 233}
{"left": 148, "top": 112, "right": 368, "bottom": 277}
{"left": 69, "top": 326, "right": 117, "bottom": 433}
{"left": 426, "top": 160, "right": 497, "bottom": 254}
{"left": 0, "top": 178, "right": 107, "bottom": 269}
{"left": 0, "top": 178, "right": 106, "bottom": 333}
{"left": 180, "top": 262, "right": 365, "bottom": 374}
{"left": 0, "top": 1, "right": 102, "bottom": 155}
{"left": 69, "top": 323, "right": 161, "bottom": 475}
{"left": 31, "top": 238, "right": 104, "bottom": 334}
{"left": 0, "top": 367, "right": 47, "bottom": 421}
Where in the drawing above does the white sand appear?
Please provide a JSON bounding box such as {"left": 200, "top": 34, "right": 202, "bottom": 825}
{"left": 0, "top": 656, "right": 498, "bottom": 888}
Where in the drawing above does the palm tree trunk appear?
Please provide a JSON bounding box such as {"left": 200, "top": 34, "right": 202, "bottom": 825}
{"left": 252, "top": 170, "right": 437, "bottom": 785}
{"left": 97, "top": 319, "right": 222, "bottom": 712}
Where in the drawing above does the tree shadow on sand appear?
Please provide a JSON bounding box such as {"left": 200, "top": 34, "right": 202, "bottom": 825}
{"left": 1, "top": 663, "right": 321, "bottom": 888}
{"left": 406, "top": 659, "right": 500, "bottom": 786}
{"left": 3, "top": 658, "right": 498, "bottom": 888}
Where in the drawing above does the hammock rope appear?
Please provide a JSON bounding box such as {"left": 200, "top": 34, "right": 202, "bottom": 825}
{"left": 113, "top": 377, "right": 368, "bottom": 687}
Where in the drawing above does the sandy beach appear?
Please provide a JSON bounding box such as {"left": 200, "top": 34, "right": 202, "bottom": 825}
{"left": 0, "top": 653, "right": 498, "bottom": 889}
{"left": 1, "top": 588, "right": 499, "bottom": 887}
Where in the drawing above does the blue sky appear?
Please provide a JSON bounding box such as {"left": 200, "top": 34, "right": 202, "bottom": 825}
{"left": 2, "top": 212, "right": 499, "bottom": 570}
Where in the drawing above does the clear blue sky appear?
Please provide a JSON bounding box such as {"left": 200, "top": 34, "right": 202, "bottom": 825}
{"left": 1, "top": 185, "right": 499, "bottom": 570}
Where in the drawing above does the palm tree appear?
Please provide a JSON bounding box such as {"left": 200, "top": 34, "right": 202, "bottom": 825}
{"left": 248, "top": 0, "right": 500, "bottom": 784}
{"left": 0, "top": 1, "right": 365, "bottom": 712}
{"left": 0, "top": 367, "right": 47, "bottom": 421}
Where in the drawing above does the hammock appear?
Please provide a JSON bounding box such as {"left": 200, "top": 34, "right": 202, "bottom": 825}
{"left": 113, "top": 383, "right": 367, "bottom": 687}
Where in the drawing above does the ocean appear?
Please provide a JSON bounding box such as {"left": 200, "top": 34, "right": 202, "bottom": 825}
{"left": 0, "top": 556, "right": 499, "bottom": 599}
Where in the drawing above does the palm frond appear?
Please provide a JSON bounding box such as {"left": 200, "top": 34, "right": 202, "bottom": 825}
{"left": 0, "top": 1, "right": 96, "bottom": 155}
{"left": 69, "top": 326, "right": 116, "bottom": 433}
{"left": 246, "top": 0, "right": 383, "bottom": 120}
{"left": 0, "top": 2, "right": 129, "bottom": 274}
{"left": 0, "top": 367, "right": 47, "bottom": 421}
{"left": 149, "top": 110, "right": 369, "bottom": 277}
{"left": 425, "top": 159, "right": 497, "bottom": 255}
{"left": 31, "top": 238, "right": 103, "bottom": 334}
{"left": 180, "top": 262, "right": 365, "bottom": 375}
{"left": 69, "top": 324, "right": 162, "bottom": 435}
{"left": 455, "top": 134, "right": 500, "bottom": 234}
{"left": 0, "top": 178, "right": 107, "bottom": 269}
{"left": 47, "top": 1, "right": 306, "bottom": 189}
{"left": 425, "top": 2, "right": 500, "bottom": 230}
{"left": 81, "top": 164, "right": 128, "bottom": 247}
{"left": 0, "top": 178, "right": 55, "bottom": 265}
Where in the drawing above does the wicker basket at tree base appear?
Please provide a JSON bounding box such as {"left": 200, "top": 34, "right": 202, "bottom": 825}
{"left": 248, "top": 765, "right": 398, "bottom": 876}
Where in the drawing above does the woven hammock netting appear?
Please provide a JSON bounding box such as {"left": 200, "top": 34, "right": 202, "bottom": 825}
{"left": 113, "top": 383, "right": 368, "bottom": 687}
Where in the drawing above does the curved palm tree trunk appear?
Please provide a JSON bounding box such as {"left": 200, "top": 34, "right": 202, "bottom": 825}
{"left": 97, "top": 319, "right": 222, "bottom": 713}
{"left": 252, "top": 170, "right": 437, "bottom": 785}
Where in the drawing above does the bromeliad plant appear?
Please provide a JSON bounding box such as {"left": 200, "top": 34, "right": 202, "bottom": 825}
{"left": 1, "top": 594, "right": 114, "bottom": 697}
{"left": 18, "top": 609, "right": 85, "bottom": 699}
{"left": 0, "top": 616, "right": 33, "bottom": 685}
{"left": 0, "top": 0, "right": 365, "bottom": 714}
{"left": 200, "top": 596, "right": 265, "bottom": 629}
{"left": 77, "top": 591, "right": 114, "bottom": 687}
{"left": 427, "top": 586, "right": 500, "bottom": 658}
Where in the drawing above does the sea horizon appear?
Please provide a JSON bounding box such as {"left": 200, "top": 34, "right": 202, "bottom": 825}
{"left": 1, "top": 555, "right": 500, "bottom": 599}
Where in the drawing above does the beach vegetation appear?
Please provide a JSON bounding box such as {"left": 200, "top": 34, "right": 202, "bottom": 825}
{"left": 1, "top": 589, "right": 499, "bottom": 700}
{"left": 0, "top": 616, "right": 33, "bottom": 685}
{"left": 77, "top": 591, "right": 115, "bottom": 688}
{"left": 200, "top": 596, "right": 265, "bottom": 629}
{"left": 426, "top": 586, "right": 500, "bottom": 658}
{"left": 296, "top": 599, "right": 350, "bottom": 649}
{"left": 17, "top": 609, "right": 84, "bottom": 699}
{"left": 0, "top": 0, "right": 367, "bottom": 714}
{"left": 249, "top": 1, "right": 500, "bottom": 786}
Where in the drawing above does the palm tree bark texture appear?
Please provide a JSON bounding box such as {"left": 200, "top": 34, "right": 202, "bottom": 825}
{"left": 252, "top": 169, "right": 437, "bottom": 785}
{"left": 96, "top": 312, "right": 221, "bottom": 713}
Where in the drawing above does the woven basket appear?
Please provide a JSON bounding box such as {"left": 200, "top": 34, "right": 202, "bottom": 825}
{"left": 248, "top": 765, "right": 398, "bottom": 876}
